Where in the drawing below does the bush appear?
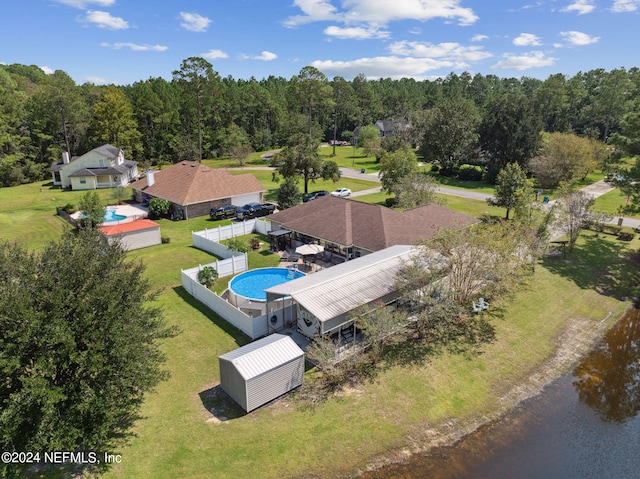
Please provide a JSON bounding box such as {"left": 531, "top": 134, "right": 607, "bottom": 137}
{"left": 429, "top": 163, "right": 440, "bottom": 172}
{"left": 61, "top": 203, "right": 76, "bottom": 214}
{"left": 603, "top": 225, "right": 622, "bottom": 236}
{"left": 439, "top": 165, "right": 459, "bottom": 178}
{"left": 161, "top": 236, "right": 171, "bottom": 244}
{"left": 148, "top": 198, "right": 171, "bottom": 219}
{"left": 458, "top": 164, "right": 484, "bottom": 181}
{"left": 197, "top": 266, "right": 218, "bottom": 288}
{"left": 385, "top": 197, "right": 398, "bottom": 207}
{"left": 226, "top": 237, "right": 250, "bottom": 253}
{"left": 618, "top": 227, "right": 635, "bottom": 241}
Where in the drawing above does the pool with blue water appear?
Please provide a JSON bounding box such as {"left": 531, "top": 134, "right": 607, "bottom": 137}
{"left": 229, "top": 267, "right": 305, "bottom": 301}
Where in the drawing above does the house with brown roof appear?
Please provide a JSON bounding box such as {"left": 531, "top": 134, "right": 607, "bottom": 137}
{"left": 130, "top": 161, "right": 265, "bottom": 219}
{"left": 268, "top": 196, "right": 477, "bottom": 259}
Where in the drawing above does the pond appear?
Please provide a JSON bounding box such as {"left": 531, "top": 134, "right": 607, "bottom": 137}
{"left": 361, "top": 307, "right": 640, "bottom": 479}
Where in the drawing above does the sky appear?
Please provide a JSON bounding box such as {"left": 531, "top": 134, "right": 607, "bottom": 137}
{"left": 1, "top": 0, "right": 638, "bottom": 86}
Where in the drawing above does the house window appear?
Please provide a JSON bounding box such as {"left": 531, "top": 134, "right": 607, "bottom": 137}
{"left": 80, "top": 178, "right": 87, "bottom": 184}
{"left": 98, "top": 159, "right": 105, "bottom": 168}
{"left": 221, "top": 198, "right": 229, "bottom": 204}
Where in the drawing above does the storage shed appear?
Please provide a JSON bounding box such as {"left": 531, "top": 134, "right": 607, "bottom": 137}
{"left": 99, "top": 219, "right": 161, "bottom": 251}
{"left": 219, "top": 334, "right": 304, "bottom": 412}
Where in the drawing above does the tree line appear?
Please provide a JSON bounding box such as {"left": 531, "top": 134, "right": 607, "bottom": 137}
{"left": 1, "top": 59, "right": 639, "bottom": 188}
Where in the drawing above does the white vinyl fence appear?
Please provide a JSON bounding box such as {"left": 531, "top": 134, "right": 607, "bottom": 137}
{"left": 181, "top": 270, "right": 296, "bottom": 339}
{"left": 183, "top": 217, "right": 289, "bottom": 340}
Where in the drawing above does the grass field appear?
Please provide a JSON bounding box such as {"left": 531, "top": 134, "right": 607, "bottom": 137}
{"left": 2, "top": 167, "right": 638, "bottom": 478}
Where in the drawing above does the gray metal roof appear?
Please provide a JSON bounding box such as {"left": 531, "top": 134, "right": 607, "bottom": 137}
{"left": 219, "top": 333, "right": 304, "bottom": 380}
{"left": 68, "top": 161, "right": 137, "bottom": 177}
{"left": 265, "top": 245, "right": 415, "bottom": 322}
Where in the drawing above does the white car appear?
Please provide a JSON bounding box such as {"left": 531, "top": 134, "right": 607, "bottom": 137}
{"left": 331, "top": 187, "right": 352, "bottom": 197}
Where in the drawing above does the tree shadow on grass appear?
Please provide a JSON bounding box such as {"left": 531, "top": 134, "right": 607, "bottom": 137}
{"left": 540, "top": 233, "right": 639, "bottom": 299}
{"left": 172, "top": 286, "right": 250, "bottom": 348}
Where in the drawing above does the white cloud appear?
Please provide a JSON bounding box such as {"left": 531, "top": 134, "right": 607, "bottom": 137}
{"left": 311, "top": 56, "right": 457, "bottom": 80}
{"left": 253, "top": 51, "right": 278, "bottom": 61}
{"left": 472, "top": 34, "right": 489, "bottom": 42}
{"left": 283, "top": 0, "right": 338, "bottom": 27}
{"left": 83, "top": 10, "right": 128, "bottom": 29}
{"left": 285, "top": 0, "right": 478, "bottom": 28}
{"left": 562, "top": 0, "right": 596, "bottom": 14}
{"left": 611, "top": 0, "right": 640, "bottom": 12}
{"left": 179, "top": 12, "right": 211, "bottom": 32}
{"left": 492, "top": 51, "right": 556, "bottom": 70}
{"left": 40, "top": 66, "right": 55, "bottom": 74}
{"left": 324, "top": 25, "right": 390, "bottom": 39}
{"left": 53, "top": 0, "right": 115, "bottom": 8}
{"left": 85, "top": 75, "right": 108, "bottom": 84}
{"left": 201, "top": 49, "right": 229, "bottom": 60}
{"left": 513, "top": 33, "right": 542, "bottom": 46}
{"left": 388, "top": 40, "right": 492, "bottom": 62}
{"left": 100, "top": 42, "right": 168, "bottom": 51}
{"left": 560, "top": 30, "right": 600, "bottom": 45}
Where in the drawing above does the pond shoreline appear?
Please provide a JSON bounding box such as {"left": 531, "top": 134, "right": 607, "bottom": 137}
{"left": 356, "top": 308, "right": 623, "bottom": 477}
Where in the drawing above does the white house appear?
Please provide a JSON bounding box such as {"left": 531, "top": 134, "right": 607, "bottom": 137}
{"left": 50, "top": 144, "right": 138, "bottom": 190}
{"left": 99, "top": 219, "right": 161, "bottom": 251}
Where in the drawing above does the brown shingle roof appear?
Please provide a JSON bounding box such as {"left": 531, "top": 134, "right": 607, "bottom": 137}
{"left": 129, "top": 161, "right": 265, "bottom": 205}
{"left": 269, "top": 196, "right": 477, "bottom": 251}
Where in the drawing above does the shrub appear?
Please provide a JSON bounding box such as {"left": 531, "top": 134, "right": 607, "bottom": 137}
{"left": 429, "top": 163, "right": 440, "bottom": 172}
{"left": 197, "top": 266, "right": 218, "bottom": 288}
{"left": 458, "top": 164, "right": 484, "bottom": 181}
{"left": 148, "top": 198, "right": 171, "bottom": 219}
{"left": 617, "top": 227, "right": 635, "bottom": 241}
{"left": 385, "top": 197, "right": 398, "bottom": 207}
{"left": 161, "top": 236, "right": 171, "bottom": 244}
{"left": 62, "top": 203, "right": 76, "bottom": 214}
{"left": 226, "top": 237, "right": 250, "bottom": 253}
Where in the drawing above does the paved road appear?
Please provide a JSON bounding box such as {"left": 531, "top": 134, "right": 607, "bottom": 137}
{"left": 341, "top": 167, "right": 492, "bottom": 201}
{"left": 241, "top": 163, "right": 639, "bottom": 229}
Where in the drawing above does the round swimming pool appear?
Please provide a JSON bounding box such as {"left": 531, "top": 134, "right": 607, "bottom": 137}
{"left": 229, "top": 267, "right": 305, "bottom": 303}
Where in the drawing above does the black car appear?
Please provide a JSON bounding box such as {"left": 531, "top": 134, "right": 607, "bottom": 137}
{"left": 302, "top": 190, "right": 329, "bottom": 202}
{"left": 210, "top": 205, "right": 237, "bottom": 219}
{"left": 261, "top": 203, "right": 277, "bottom": 214}
{"left": 235, "top": 202, "right": 270, "bottom": 220}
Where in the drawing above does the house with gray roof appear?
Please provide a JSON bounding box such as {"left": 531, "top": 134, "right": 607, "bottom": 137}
{"left": 49, "top": 144, "right": 138, "bottom": 190}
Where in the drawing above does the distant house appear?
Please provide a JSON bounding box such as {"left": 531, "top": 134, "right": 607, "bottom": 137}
{"left": 352, "top": 120, "right": 411, "bottom": 146}
{"left": 50, "top": 144, "right": 138, "bottom": 190}
{"left": 129, "top": 161, "right": 265, "bottom": 219}
{"left": 268, "top": 196, "right": 477, "bottom": 259}
{"left": 99, "top": 219, "right": 161, "bottom": 251}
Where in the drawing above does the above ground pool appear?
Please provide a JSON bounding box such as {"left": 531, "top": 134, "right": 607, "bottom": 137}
{"left": 229, "top": 267, "right": 305, "bottom": 302}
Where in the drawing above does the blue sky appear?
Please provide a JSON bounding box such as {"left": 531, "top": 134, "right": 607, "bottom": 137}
{"left": 2, "top": 0, "right": 638, "bottom": 85}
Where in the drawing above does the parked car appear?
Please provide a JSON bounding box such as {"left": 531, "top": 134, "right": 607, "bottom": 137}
{"left": 235, "top": 202, "right": 272, "bottom": 220}
{"left": 330, "top": 187, "right": 352, "bottom": 197}
{"left": 303, "top": 190, "right": 329, "bottom": 202}
{"left": 210, "top": 205, "right": 237, "bottom": 220}
{"left": 261, "top": 202, "right": 277, "bottom": 214}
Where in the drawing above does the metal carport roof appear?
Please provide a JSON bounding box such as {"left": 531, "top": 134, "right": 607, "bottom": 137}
{"left": 265, "top": 245, "right": 415, "bottom": 322}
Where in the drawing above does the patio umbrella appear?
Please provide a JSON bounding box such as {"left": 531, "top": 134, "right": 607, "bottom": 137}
{"left": 295, "top": 243, "right": 324, "bottom": 255}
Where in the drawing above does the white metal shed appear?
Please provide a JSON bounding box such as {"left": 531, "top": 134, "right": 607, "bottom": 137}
{"left": 219, "top": 333, "right": 304, "bottom": 412}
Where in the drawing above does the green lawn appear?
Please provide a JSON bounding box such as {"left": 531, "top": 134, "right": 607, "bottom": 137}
{"left": 100, "top": 231, "right": 635, "bottom": 479}
{"left": 3, "top": 170, "right": 638, "bottom": 479}
{"left": 592, "top": 188, "right": 640, "bottom": 219}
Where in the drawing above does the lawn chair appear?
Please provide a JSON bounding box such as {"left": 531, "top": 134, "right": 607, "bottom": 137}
{"left": 479, "top": 298, "right": 490, "bottom": 310}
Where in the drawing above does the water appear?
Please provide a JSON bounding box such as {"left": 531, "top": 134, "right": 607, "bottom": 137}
{"left": 229, "top": 268, "right": 305, "bottom": 301}
{"left": 103, "top": 208, "right": 126, "bottom": 223}
{"left": 362, "top": 308, "right": 640, "bottom": 479}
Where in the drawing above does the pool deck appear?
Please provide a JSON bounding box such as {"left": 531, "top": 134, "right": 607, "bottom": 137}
{"left": 72, "top": 203, "right": 149, "bottom": 224}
